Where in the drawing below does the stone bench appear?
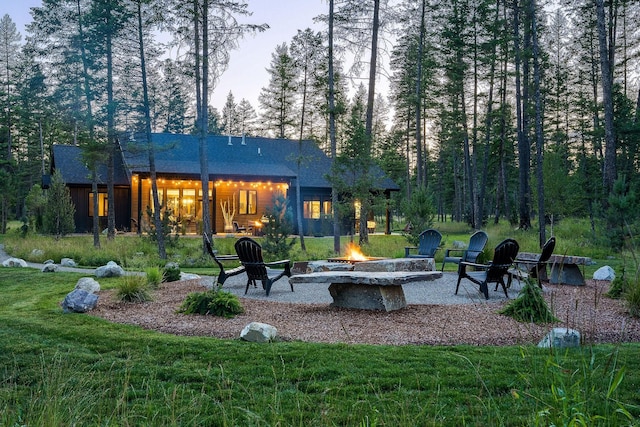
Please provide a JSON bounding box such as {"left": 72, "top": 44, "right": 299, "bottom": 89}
{"left": 516, "top": 253, "right": 593, "bottom": 286}
{"left": 289, "top": 271, "right": 442, "bottom": 311}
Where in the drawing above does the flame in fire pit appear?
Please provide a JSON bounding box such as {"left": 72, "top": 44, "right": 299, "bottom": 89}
{"left": 346, "top": 243, "right": 368, "bottom": 261}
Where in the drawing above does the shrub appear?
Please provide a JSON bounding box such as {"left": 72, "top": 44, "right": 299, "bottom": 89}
{"left": 607, "top": 271, "right": 629, "bottom": 299}
{"left": 499, "top": 279, "right": 559, "bottom": 323}
{"left": 625, "top": 281, "right": 640, "bottom": 318}
{"left": 116, "top": 275, "right": 151, "bottom": 303}
{"left": 178, "top": 288, "right": 244, "bottom": 318}
{"left": 163, "top": 262, "right": 181, "bottom": 282}
{"left": 145, "top": 266, "right": 163, "bottom": 289}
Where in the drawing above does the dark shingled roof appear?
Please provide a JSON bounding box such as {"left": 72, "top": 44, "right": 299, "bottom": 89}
{"left": 52, "top": 133, "right": 399, "bottom": 191}
{"left": 51, "top": 145, "right": 130, "bottom": 186}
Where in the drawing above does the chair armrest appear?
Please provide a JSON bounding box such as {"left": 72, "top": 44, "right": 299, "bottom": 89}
{"left": 404, "top": 246, "right": 418, "bottom": 257}
{"left": 459, "top": 261, "right": 489, "bottom": 270}
{"left": 265, "top": 259, "right": 292, "bottom": 277}
{"left": 264, "top": 259, "right": 291, "bottom": 268}
{"left": 444, "top": 248, "right": 465, "bottom": 257}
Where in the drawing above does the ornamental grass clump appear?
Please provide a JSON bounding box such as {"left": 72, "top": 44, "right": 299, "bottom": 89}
{"left": 178, "top": 288, "right": 244, "bottom": 318}
{"left": 116, "top": 275, "right": 151, "bottom": 303}
{"left": 499, "top": 278, "right": 559, "bottom": 323}
{"left": 145, "top": 266, "right": 163, "bottom": 289}
{"left": 625, "top": 280, "right": 640, "bottom": 318}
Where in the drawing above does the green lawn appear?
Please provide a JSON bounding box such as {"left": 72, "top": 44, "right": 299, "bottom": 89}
{"left": 0, "top": 268, "right": 638, "bottom": 426}
{"left": 1, "top": 219, "right": 639, "bottom": 425}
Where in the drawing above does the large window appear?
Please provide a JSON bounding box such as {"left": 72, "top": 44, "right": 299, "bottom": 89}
{"left": 88, "top": 193, "right": 108, "bottom": 217}
{"left": 304, "top": 200, "right": 321, "bottom": 219}
{"left": 239, "top": 190, "right": 257, "bottom": 214}
{"left": 304, "top": 198, "right": 332, "bottom": 219}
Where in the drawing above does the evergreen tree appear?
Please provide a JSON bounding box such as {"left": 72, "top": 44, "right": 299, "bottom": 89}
{"left": 259, "top": 43, "right": 298, "bottom": 138}
{"left": 43, "top": 170, "right": 75, "bottom": 238}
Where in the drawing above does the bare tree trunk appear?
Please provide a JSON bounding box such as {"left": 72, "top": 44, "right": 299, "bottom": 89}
{"left": 359, "top": 0, "right": 380, "bottom": 246}
{"left": 595, "top": 0, "right": 617, "bottom": 194}
{"left": 530, "top": 0, "right": 545, "bottom": 246}
{"left": 513, "top": 0, "right": 531, "bottom": 230}
{"left": 414, "top": 0, "right": 426, "bottom": 188}
{"left": 136, "top": 0, "right": 166, "bottom": 258}
{"left": 105, "top": 4, "right": 117, "bottom": 240}
{"left": 196, "top": 0, "right": 212, "bottom": 251}
{"left": 329, "top": 0, "right": 340, "bottom": 254}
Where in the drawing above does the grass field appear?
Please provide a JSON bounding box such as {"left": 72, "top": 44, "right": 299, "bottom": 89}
{"left": 1, "top": 218, "right": 639, "bottom": 425}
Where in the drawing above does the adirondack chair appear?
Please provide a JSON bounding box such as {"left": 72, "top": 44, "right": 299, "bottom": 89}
{"left": 404, "top": 229, "right": 442, "bottom": 258}
{"left": 512, "top": 236, "right": 556, "bottom": 286}
{"left": 441, "top": 230, "right": 489, "bottom": 271}
{"left": 203, "top": 233, "right": 245, "bottom": 287}
{"left": 455, "top": 238, "right": 519, "bottom": 299}
{"left": 234, "top": 237, "right": 292, "bottom": 296}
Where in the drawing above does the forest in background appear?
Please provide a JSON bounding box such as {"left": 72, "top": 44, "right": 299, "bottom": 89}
{"left": 0, "top": 0, "right": 639, "bottom": 252}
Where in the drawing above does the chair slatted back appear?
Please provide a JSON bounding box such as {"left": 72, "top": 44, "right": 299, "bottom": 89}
{"left": 417, "top": 229, "right": 442, "bottom": 257}
{"left": 486, "top": 238, "right": 519, "bottom": 281}
{"left": 234, "top": 237, "right": 268, "bottom": 281}
{"left": 539, "top": 237, "right": 556, "bottom": 263}
{"left": 464, "top": 231, "right": 489, "bottom": 263}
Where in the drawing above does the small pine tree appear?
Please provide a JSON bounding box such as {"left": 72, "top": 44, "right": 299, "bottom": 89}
{"left": 262, "top": 192, "right": 296, "bottom": 261}
{"left": 42, "top": 170, "right": 76, "bottom": 238}
{"left": 499, "top": 279, "right": 559, "bottom": 324}
{"left": 401, "top": 186, "right": 435, "bottom": 246}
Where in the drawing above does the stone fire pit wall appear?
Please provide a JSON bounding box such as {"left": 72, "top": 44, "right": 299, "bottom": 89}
{"left": 305, "top": 257, "right": 435, "bottom": 273}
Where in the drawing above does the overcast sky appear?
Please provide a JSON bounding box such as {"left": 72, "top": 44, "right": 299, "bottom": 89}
{"left": 2, "top": 0, "right": 328, "bottom": 113}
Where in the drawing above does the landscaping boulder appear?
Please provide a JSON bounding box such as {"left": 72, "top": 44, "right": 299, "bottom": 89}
{"left": 180, "top": 272, "right": 201, "bottom": 281}
{"left": 450, "top": 240, "right": 467, "bottom": 249}
{"left": 44, "top": 259, "right": 55, "bottom": 265}
{"left": 61, "top": 258, "right": 77, "bottom": 267}
{"left": 240, "top": 322, "right": 277, "bottom": 343}
{"left": 95, "top": 261, "right": 125, "bottom": 278}
{"left": 61, "top": 289, "right": 99, "bottom": 313}
{"left": 42, "top": 264, "right": 58, "bottom": 273}
{"left": 593, "top": 266, "right": 615, "bottom": 281}
{"left": 31, "top": 249, "right": 44, "bottom": 257}
{"left": 2, "top": 257, "right": 28, "bottom": 268}
{"left": 537, "top": 327, "right": 581, "bottom": 349}
{"left": 75, "top": 277, "right": 101, "bottom": 293}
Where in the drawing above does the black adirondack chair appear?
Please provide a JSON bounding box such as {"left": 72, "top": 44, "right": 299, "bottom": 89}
{"left": 441, "top": 230, "right": 489, "bottom": 271}
{"left": 234, "top": 237, "right": 293, "bottom": 296}
{"left": 455, "top": 238, "right": 519, "bottom": 299}
{"left": 513, "top": 236, "right": 556, "bottom": 286}
{"left": 203, "top": 234, "right": 245, "bottom": 287}
{"left": 404, "top": 229, "right": 442, "bottom": 258}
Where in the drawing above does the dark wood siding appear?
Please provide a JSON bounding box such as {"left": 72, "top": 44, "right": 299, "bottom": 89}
{"left": 69, "top": 185, "right": 131, "bottom": 233}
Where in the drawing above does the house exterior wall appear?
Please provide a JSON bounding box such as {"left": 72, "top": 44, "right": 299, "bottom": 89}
{"left": 69, "top": 186, "right": 131, "bottom": 233}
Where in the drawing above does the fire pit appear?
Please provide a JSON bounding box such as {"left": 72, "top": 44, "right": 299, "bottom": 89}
{"left": 326, "top": 243, "right": 386, "bottom": 264}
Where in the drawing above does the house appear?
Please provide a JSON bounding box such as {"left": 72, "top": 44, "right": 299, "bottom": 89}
{"left": 51, "top": 133, "right": 399, "bottom": 235}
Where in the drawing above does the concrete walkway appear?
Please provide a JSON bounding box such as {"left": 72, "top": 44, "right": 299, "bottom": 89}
{"left": 0, "top": 244, "right": 524, "bottom": 305}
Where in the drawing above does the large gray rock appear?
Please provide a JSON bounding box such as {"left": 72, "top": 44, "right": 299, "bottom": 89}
{"left": 31, "top": 249, "right": 44, "bottom": 257}
{"left": 451, "top": 240, "right": 467, "bottom": 249}
{"left": 354, "top": 257, "right": 435, "bottom": 272}
{"left": 2, "top": 257, "right": 28, "bottom": 268}
{"left": 538, "top": 327, "right": 581, "bottom": 348}
{"left": 61, "top": 289, "right": 99, "bottom": 313}
{"left": 61, "top": 258, "right": 77, "bottom": 267}
{"left": 42, "top": 263, "right": 59, "bottom": 273}
{"left": 95, "top": 261, "right": 125, "bottom": 278}
{"left": 75, "top": 277, "right": 101, "bottom": 293}
{"left": 240, "top": 322, "right": 277, "bottom": 343}
{"left": 593, "top": 266, "right": 615, "bottom": 281}
{"left": 180, "top": 272, "right": 201, "bottom": 281}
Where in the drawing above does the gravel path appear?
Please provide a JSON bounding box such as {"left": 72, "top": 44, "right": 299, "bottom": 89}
{"left": 4, "top": 244, "right": 639, "bottom": 346}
